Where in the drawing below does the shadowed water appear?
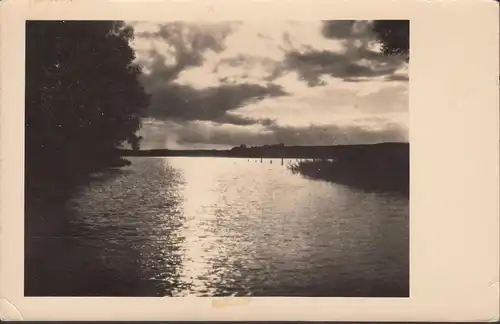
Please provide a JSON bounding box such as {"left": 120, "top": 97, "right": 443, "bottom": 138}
{"left": 25, "top": 157, "right": 409, "bottom": 297}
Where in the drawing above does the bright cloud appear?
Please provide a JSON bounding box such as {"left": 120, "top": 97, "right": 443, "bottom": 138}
{"left": 227, "top": 73, "right": 408, "bottom": 129}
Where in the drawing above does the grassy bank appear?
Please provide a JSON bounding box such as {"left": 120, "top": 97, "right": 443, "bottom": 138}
{"left": 288, "top": 144, "right": 409, "bottom": 196}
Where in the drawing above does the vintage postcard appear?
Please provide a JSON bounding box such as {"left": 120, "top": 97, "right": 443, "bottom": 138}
{"left": 0, "top": 0, "right": 498, "bottom": 321}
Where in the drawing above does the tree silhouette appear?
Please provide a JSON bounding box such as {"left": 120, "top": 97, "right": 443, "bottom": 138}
{"left": 25, "top": 21, "right": 150, "bottom": 179}
{"left": 372, "top": 20, "right": 410, "bottom": 59}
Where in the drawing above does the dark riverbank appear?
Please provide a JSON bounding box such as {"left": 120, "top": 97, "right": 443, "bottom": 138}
{"left": 25, "top": 150, "right": 132, "bottom": 236}
{"left": 288, "top": 144, "right": 409, "bottom": 196}
{"left": 24, "top": 156, "right": 140, "bottom": 296}
{"left": 118, "top": 142, "right": 408, "bottom": 159}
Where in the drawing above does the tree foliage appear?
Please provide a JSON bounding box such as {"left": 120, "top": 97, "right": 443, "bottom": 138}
{"left": 372, "top": 20, "right": 410, "bottom": 58}
{"left": 25, "top": 21, "right": 150, "bottom": 176}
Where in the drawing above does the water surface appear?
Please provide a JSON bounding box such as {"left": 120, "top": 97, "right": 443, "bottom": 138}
{"left": 26, "top": 157, "right": 409, "bottom": 297}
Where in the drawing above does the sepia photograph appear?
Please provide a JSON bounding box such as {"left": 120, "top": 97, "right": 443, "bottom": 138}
{"left": 24, "top": 19, "right": 410, "bottom": 297}
{"left": 0, "top": 0, "right": 498, "bottom": 321}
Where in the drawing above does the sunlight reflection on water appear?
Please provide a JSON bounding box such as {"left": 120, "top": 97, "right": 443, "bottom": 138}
{"left": 33, "top": 157, "right": 409, "bottom": 297}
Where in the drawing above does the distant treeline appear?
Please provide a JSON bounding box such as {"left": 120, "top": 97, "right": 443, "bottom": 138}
{"left": 118, "top": 142, "right": 409, "bottom": 159}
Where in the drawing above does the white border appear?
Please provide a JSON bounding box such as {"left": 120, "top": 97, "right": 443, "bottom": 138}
{"left": 1, "top": 0, "right": 499, "bottom": 321}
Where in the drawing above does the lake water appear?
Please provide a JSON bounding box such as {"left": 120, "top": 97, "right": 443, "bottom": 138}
{"left": 26, "top": 157, "right": 409, "bottom": 297}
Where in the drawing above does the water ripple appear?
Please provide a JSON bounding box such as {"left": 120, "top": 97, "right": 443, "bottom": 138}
{"left": 27, "top": 157, "right": 409, "bottom": 297}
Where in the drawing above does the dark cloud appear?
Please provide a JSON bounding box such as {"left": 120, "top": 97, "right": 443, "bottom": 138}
{"left": 132, "top": 22, "right": 288, "bottom": 123}
{"left": 273, "top": 20, "right": 408, "bottom": 85}
{"left": 214, "top": 54, "right": 279, "bottom": 77}
{"left": 215, "top": 113, "right": 276, "bottom": 127}
{"left": 282, "top": 50, "right": 404, "bottom": 85}
{"left": 385, "top": 74, "right": 409, "bottom": 82}
{"left": 321, "top": 20, "right": 358, "bottom": 39}
{"left": 136, "top": 119, "right": 174, "bottom": 150}
{"left": 137, "top": 112, "right": 408, "bottom": 149}
{"left": 134, "top": 22, "right": 234, "bottom": 88}
{"left": 171, "top": 120, "right": 407, "bottom": 148}
{"left": 147, "top": 82, "right": 288, "bottom": 122}
{"left": 134, "top": 21, "right": 236, "bottom": 40}
{"left": 138, "top": 117, "right": 407, "bottom": 150}
{"left": 321, "top": 20, "right": 377, "bottom": 45}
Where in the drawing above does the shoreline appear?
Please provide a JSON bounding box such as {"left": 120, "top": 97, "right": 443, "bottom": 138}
{"left": 118, "top": 142, "right": 409, "bottom": 158}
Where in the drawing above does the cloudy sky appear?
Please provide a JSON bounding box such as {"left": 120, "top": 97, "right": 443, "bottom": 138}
{"left": 128, "top": 20, "right": 409, "bottom": 150}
